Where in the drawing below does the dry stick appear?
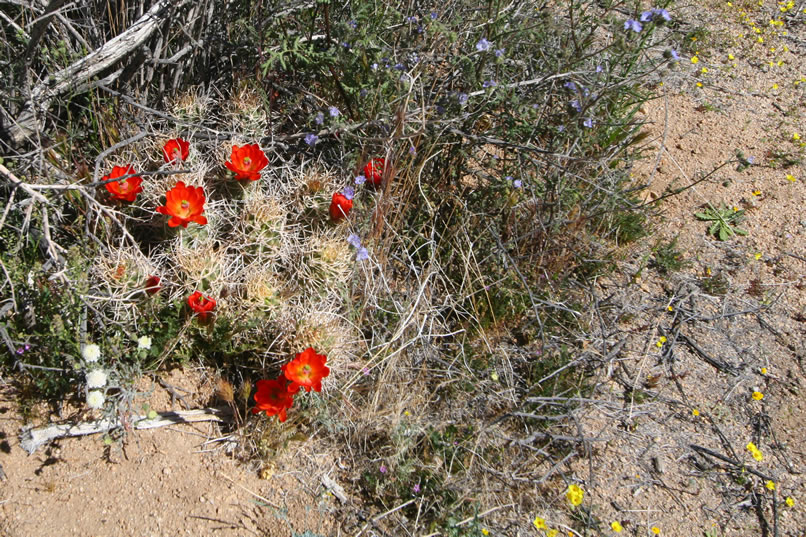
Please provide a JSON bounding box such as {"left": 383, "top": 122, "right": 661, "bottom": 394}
{"left": 353, "top": 499, "right": 417, "bottom": 537}
{"left": 690, "top": 444, "right": 773, "bottom": 481}
{"left": 19, "top": 407, "right": 230, "bottom": 454}
{"left": 676, "top": 332, "right": 738, "bottom": 375}
{"left": 220, "top": 473, "right": 281, "bottom": 509}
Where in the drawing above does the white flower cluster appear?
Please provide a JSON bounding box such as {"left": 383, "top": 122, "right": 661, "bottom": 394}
{"left": 86, "top": 369, "right": 107, "bottom": 389}
{"left": 81, "top": 343, "right": 101, "bottom": 362}
{"left": 86, "top": 390, "right": 105, "bottom": 409}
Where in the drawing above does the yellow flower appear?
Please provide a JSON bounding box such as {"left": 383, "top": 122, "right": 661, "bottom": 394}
{"left": 691, "top": 56, "right": 699, "bottom": 64}
{"left": 752, "top": 391, "right": 764, "bottom": 400}
{"left": 771, "top": 83, "right": 778, "bottom": 89}
{"left": 482, "top": 530, "right": 490, "bottom": 536}
{"left": 611, "top": 521, "right": 623, "bottom": 532}
{"left": 793, "top": 133, "right": 801, "bottom": 141}
{"left": 786, "top": 174, "right": 796, "bottom": 182}
{"left": 651, "top": 527, "right": 661, "bottom": 535}
{"left": 752, "top": 190, "right": 761, "bottom": 196}
{"left": 659, "top": 336, "right": 667, "bottom": 343}
{"left": 754, "top": 252, "right": 762, "bottom": 260}
{"left": 766, "top": 480, "right": 775, "bottom": 491}
{"left": 566, "top": 484, "right": 584, "bottom": 506}
{"left": 701, "top": 67, "right": 709, "bottom": 74}
{"left": 692, "top": 409, "right": 700, "bottom": 417}
{"left": 747, "top": 442, "right": 757, "bottom": 451}
{"left": 752, "top": 449, "right": 763, "bottom": 462}
{"left": 785, "top": 496, "right": 795, "bottom": 507}
{"left": 760, "top": 367, "right": 768, "bottom": 375}
{"left": 696, "top": 82, "right": 703, "bottom": 87}
{"left": 533, "top": 516, "right": 547, "bottom": 530}
{"left": 667, "top": 305, "right": 673, "bottom": 312}
{"left": 728, "top": 53, "right": 735, "bottom": 60}
{"left": 547, "top": 531, "right": 558, "bottom": 537}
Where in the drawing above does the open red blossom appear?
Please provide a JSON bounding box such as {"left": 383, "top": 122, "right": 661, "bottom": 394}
{"left": 329, "top": 192, "right": 353, "bottom": 221}
{"left": 162, "top": 138, "right": 190, "bottom": 163}
{"left": 252, "top": 376, "right": 295, "bottom": 422}
{"left": 282, "top": 347, "right": 330, "bottom": 393}
{"left": 156, "top": 181, "right": 208, "bottom": 228}
{"left": 225, "top": 144, "right": 268, "bottom": 181}
{"left": 188, "top": 291, "right": 216, "bottom": 320}
{"left": 104, "top": 165, "right": 143, "bottom": 202}
{"left": 363, "top": 158, "right": 386, "bottom": 186}
{"left": 144, "top": 275, "right": 161, "bottom": 295}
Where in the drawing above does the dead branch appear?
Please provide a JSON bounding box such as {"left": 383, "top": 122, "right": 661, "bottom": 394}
{"left": 19, "top": 407, "right": 231, "bottom": 454}
{"left": 8, "top": 0, "right": 190, "bottom": 145}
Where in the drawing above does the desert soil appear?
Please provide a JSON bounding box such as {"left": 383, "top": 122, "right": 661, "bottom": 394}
{"left": 2, "top": 1, "right": 805, "bottom": 536}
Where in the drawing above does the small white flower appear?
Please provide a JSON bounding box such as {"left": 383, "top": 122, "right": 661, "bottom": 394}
{"left": 137, "top": 336, "right": 152, "bottom": 350}
{"left": 86, "top": 390, "right": 105, "bottom": 409}
{"left": 82, "top": 344, "right": 101, "bottom": 362}
{"left": 86, "top": 369, "right": 108, "bottom": 388}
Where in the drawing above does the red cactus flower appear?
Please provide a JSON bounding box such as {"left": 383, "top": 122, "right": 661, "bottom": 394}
{"left": 104, "top": 165, "right": 143, "bottom": 202}
{"left": 144, "top": 275, "right": 161, "bottom": 295}
{"left": 282, "top": 347, "right": 330, "bottom": 393}
{"left": 188, "top": 291, "right": 216, "bottom": 320}
{"left": 252, "top": 376, "right": 295, "bottom": 422}
{"left": 225, "top": 144, "right": 269, "bottom": 181}
{"left": 363, "top": 158, "right": 386, "bottom": 186}
{"left": 163, "top": 138, "right": 190, "bottom": 163}
{"left": 329, "top": 191, "right": 353, "bottom": 221}
{"left": 156, "top": 181, "right": 208, "bottom": 228}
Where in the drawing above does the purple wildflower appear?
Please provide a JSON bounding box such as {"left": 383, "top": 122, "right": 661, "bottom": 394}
{"left": 304, "top": 133, "right": 319, "bottom": 146}
{"left": 624, "top": 19, "right": 643, "bottom": 33}
{"left": 405, "top": 15, "right": 418, "bottom": 23}
{"left": 563, "top": 81, "right": 577, "bottom": 91}
{"left": 482, "top": 80, "right": 497, "bottom": 88}
{"left": 394, "top": 62, "right": 405, "bottom": 71}
{"left": 476, "top": 38, "right": 492, "bottom": 52}
{"left": 356, "top": 247, "right": 369, "bottom": 261}
{"left": 329, "top": 106, "right": 340, "bottom": 117}
{"left": 505, "top": 175, "right": 513, "bottom": 181}
{"left": 348, "top": 20, "right": 357, "bottom": 29}
{"left": 667, "top": 49, "right": 680, "bottom": 61}
{"left": 409, "top": 146, "right": 416, "bottom": 155}
{"left": 495, "top": 48, "right": 505, "bottom": 57}
{"left": 342, "top": 186, "right": 355, "bottom": 200}
{"left": 371, "top": 63, "right": 378, "bottom": 70}
{"left": 570, "top": 99, "right": 582, "bottom": 112}
{"left": 596, "top": 64, "right": 604, "bottom": 73}
{"left": 16, "top": 348, "right": 24, "bottom": 355}
{"left": 379, "top": 464, "right": 388, "bottom": 474}
{"left": 583, "top": 117, "right": 594, "bottom": 128}
{"left": 557, "top": 125, "right": 565, "bottom": 132}
{"left": 457, "top": 93, "right": 469, "bottom": 105}
{"left": 640, "top": 10, "right": 654, "bottom": 22}
{"left": 360, "top": 89, "right": 368, "bottom": 98}
{"left": 362, "top": 366, "right": 371, "bottom": 375}
{"left": 413, "top": 484, "right": 421, "bottom": 493}
{"left": 513, "top": 179, "right": 522, "bottom": 188}
{"left": 314, "top": 112, "right": 324, "bottom": 125}
{"left": 347, "top": 234, "right": 362, "bottom": 248}
{"left": 355, "top": 175, "right": 367, "bottom": 185}
{"left": 430, "top": 12, "right": 438, "bottom": 20}
{"left": 341, "top": 42, "right": 351, "bottom": 49}
{"left": 653, "top": 8, "right": 671, "bottom": 21}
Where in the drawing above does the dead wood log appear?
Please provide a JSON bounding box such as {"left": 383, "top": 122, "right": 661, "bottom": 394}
{"left": 8, "top": 0, "right": 189, "bottom": 146}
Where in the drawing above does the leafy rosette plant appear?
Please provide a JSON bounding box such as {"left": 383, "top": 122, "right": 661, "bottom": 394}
{"left": 282, "top": 347, "right": 330, "bottom": 393}
{"left": 252, "top": 376, "right": 295, "bottom": 422}
{"left": 156, "top": 181, "right": 208, "bottom": 228}
{"left": 103, "top": 165, "right": 143, "bottom": 202}
{"left": 162, "top": 137, "right": 190, "bottom": 163}
{"left": 225, "top": 143, "right": 268, "bottom": 181}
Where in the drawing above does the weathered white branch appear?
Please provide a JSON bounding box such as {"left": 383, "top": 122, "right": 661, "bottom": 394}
{"left": 19, "top": 407, "right": 229, "bottom": 454}
{"left": 9, "top": 0, "right": 188, "bottom": 144}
